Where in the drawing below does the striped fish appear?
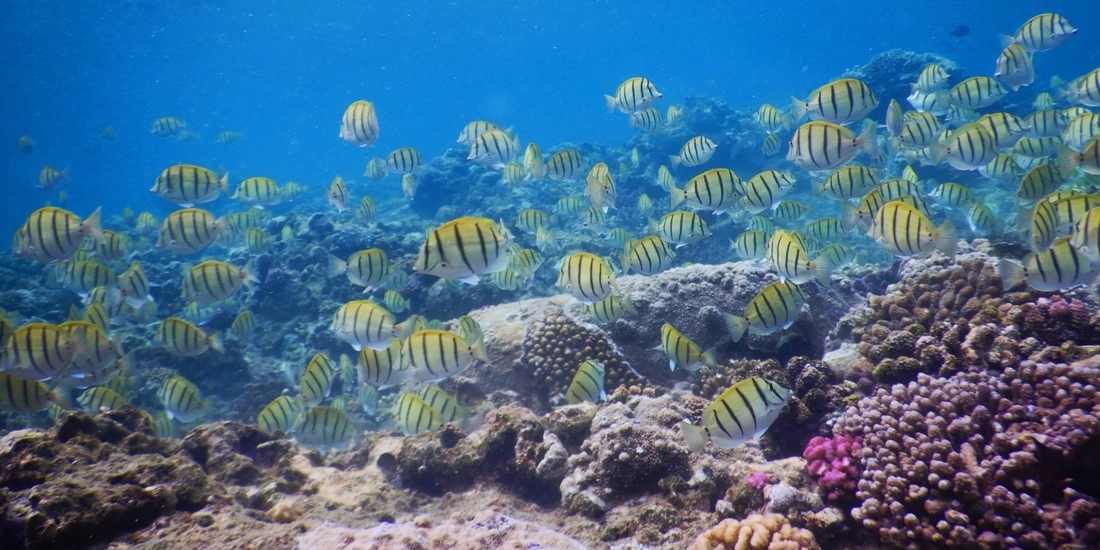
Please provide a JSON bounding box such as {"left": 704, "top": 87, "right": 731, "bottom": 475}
{"left": 767, "top": 230, "right": 832, "bottom": 285}
{"left": 584, "top": 163, "right": 617, "bottom": 214}
{"left": 457, "top": 315, "right": 484, "bottom": 346}
{"left": 607, "top": 228, "right": 631, "bottom": 248}
{"left": 393, "top": 393, "right": 445, "bottom": 436}
{"left": 875, "top": 179, "right": 924, "bottom": 202}
{"left": 359, "top": 385, "right": 379, "bottom": 414}
{"left": 468, "top": 128, "right": 520, "bottom": 169}
{"left": 523, "top": 142, "right": 547, "bottom": 181}
{"left": 386, "top": 147, "right": 423, "bottom": 175}
{"left": 995, "top": 44, "right": 1035, "bottom": 91}
{"left": 805, "top": 217, "right": 845, "bottom": 240}
{"left": 1051, "top": 194, "right": 1100, "bottom": 230}
{"left": 257, "top": 395, "right": 304, "bottom": 434}
{"left": 890, "top": 111, "right": 942, "bottom": 150}
{"left": 1003, "top": 13, "right": 1076, "bottom": 52}
{"left": 150, "top": 164, "right": 227, "bottom": 206}
{"left": 948, "top": 77, "right": 1007, "bottom": 109}
{"left": 741, "top": 170, "right": 797, "bottom": 215}
{"left": 773, "top": 200, "right": 808, "bottom": 224}
{"left": 967, "top": 204, "right": 998, "bottom": 235}
{"left": 818, "top": 242, "right": 855, "bottom": 268}
{"left": 502, "top": 162, "right": 525, "bottom": 185}
{"left": 566, "top": 359, "right": 606, "bottom": 405}
{"left": 356, "top": 338, "right": 410, "bottom": 389}
{"left": 654, "top": 210, "right": 711, "bottom": 248}
{"left": 632, "top": 195, "right": 653, "bottom": 220}
{"left": 669, "top": 136, "right": 717, "bottom": 168}
{"left": 792, "top": 78, "right": 878, "bottom": 124}
{"left": 1000, "top": 237, "right": 1096, "bottom": 291}
{"left": 383, "top": 290, "right": 409, "bottom": 313}
{"left": 339, "top": 100, "right": 379, "bottom": 147}
{"left": 906, "top": 89, "right": 950, "bottom": 116}
{"left": 1061, "top": 113, "right": 1100, "bottom": 152}
{"left": 1019, "top": 198, "right": 1058, "bottom": 252}
{"left": 59, "top": 320, "right": 122, "bottom": 375}
{"left": 730, "top": 230, "right": 771, "bottom": 261}
{"left": 414, "top": 216, "right": 511, "bottom": 284}
{"left": 14, "top": 207, "right": 104, "bottom": 264}
{"left": 243, "top": 227, "right": 268, "bottom": 253}
{"left": 547, "top": 148, "right": 585, "bottom": 181}
{"left": 85, "top": 230, "right": 129, "bottom": 261}
{"left": 301, "top": 353, "right": 337, "bottom": 407}
{"left": 156, "top": 208, "right": 226, "bottom": 254}
{"left": 1016, "top": 164, "right": 1067, "bottom": 204}
{"left": 678, "top": 377, "right": 792, "bottom": 452}
{"left": 787, "top": 121, "right": 876, "bottom": 172}
{"left": 556, "top": 252, "right": 617, "bottom": 304}
{"left": 151, "top": 116, "right": 185, "bottom": 136}
{"left": 977, "top": 112, "right": 1030, "bottom": 151}
{"left": 151, "top": 412, "right": 178, "bottom": 438}
{"left": 403, "top": 329, "right": 489, "bottom": 382}
{"left": 1062, "top": 68, "right": 1100, "bottom": 107}
{"left": 1070, "top": 206, "right": 1100, "bottom": 262}
{"left": 980, "top": 153, "right": 1024, "bottom": 182}
{"left": 1, "top": 323, "right": 83, "bottom": 379}
{"left": 331, "top": 300, "right": 415, "bottom": 352}
{"left": 1014, "top": 136, "right": 1061, "bottom": 159}
{"left": 327, "top": 175, "right": 349, "bottom": 212}
{"left": 82, "top": 302, "right": 110, "bottom": 333}
{"left": 657, "top": 165, "right": 677, "bottom": 191}
{"left": 1025, "top": 109, "right": 1066, "bottom": 138}
{"left": 79, "top": 387, "right": 128, "bottom": 413}
{"left": 755, "top": 104, "right": 787, "bottom": 133}
{"left": 154, "top": 318, "right": 224, "bottom": 356}
{"left": 0, "top": 373, "right": 60, "bottom": 412}
{"left": 667, "top": 105, "right": 684, "bottom": 125}
{"left": 927, "top": 182, "right": 976, "bottom": 209}
{"left": 868, "top": 201, "right": 958, "bottom": 259}
{"left": 135, "top": 212, "right": 157, "bottom": 233}
{"left": 62, "top": 261, "right": 114, "bottom": 296}
{"left": 945, "top": 104, "right": 981, "bottom": 128}
{"left": 328, "top": 248, "right": 389, "bottom": 291}
{"left": 489, "top": 267, "right": 520, "bottom": 290}
{"left": 928, "top": 122, "right": 998, "bottom": 171}
{"left": 813, "top": 165, "right": 878, "bottom": 200}
{"left": 657, "top": 323, "right": 715, "bottom": 372}
{"left": 457, "top": 120, "right": 501, "bottom": 146}
{"left": 914, "top": 63, "right": 950, "bottom": 93}
{"left": 621, "top": 235, "right": 675, "bottom": 275}
{"left": 228, "top": 310, "right": 255, "bottom": 341}
{"left": 584, "top": 294, "right": 636, "bottom": 324}
{"left": 231, "top": 177, "right": 283, "bottom": 209}
{"left": 886, "top": 99, "right": 905, "bottom": 137}
{"left": 282, "top": 181, "right": 305, "bottom": 200}
{"left": 508, "top": 247, "right": 544, "bottom": 279}
{"left": 416, "top": 385, "right": 464, "bottom": 424}
{"left": 670, "top": 168, "right": 742, "bottom": 214}
{"left": 762, "top": 133, "right": 781, "bottom": 156}
{"left": 630, "top": 107, "right": 664, "bottom": 133}
{"left": 605, "top": 77, "right": 662, "bottom": 114}
{"left": 158, "top": 374, "right": 206, "bottom": 422}
{"left": 181, "top": 260, "right": 256, "bottom": 306}
{"left": 555, "top": 195, "right": 588, "bottom": 216}
{"left": 293, "top": 406, "right": 353, "bottom": 451}
{"left": 364, "top": 158, "right": 388, "bottom": 182}
{"left": 723, "top": 280, "right": 808, "bottom": 342}
{"left": 356, "top": 196, "right": 378, "bottom": 221}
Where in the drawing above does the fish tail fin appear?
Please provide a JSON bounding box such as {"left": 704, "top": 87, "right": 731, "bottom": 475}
{"left": 213, "top": 216, "right": 231, "bottom": 237}
{"left": 840, "top": 201, "right": 861, "bottom": 233}
{"left": 1057, "top": 145, "right": 1082, "bottom": 178}
{"left": 604, "top": 95, "right": 618, "bottom": 112}
{"left": 790, "top": 96, "right": 808, "bottom": 121}
{"left": 218, "top": 172, "right": 229, "bottom": 194}
{"left": 701, "top": 348, "right": 717, "bottom": 369}
{"left": 926, "top": 141, "right": 947, "bottom": 166}
{"left": 813, "top": 256, "right": 834, "bottom": 285}
{"left": 678, "top": 421, "right": 708, "bottom": 453}
{"left": 241, "top": 258, "right": 260, "bottom": 284}
{"left": 647, "top": 218, "right": 658, "bottom": 235}
{"left": 997, "top": 258, "right": 1026, "bottom": 290}
{"left": 935, "top": 220, "right": 958, "bottom": 257}
{"left": 51, "top": 386, "right": 74, "bottom": 411}
{"left": 327, "top": 255, "right": 347, "bottom": 277}
{"left": 669, "top": 155, "right": 681, "bottom": 167}
{"left": 999, "top": 34, "right": 1016, "bottom": 48}
{"left": 83, "top": 207, "right": 105, "bottom": 243}
{"left": 393, "top": 318, "right": 417, "bottom": 341}
{"left": 207, "top": 332, "right": 225, "bottom": 354}
{"left": 669, "top": 185, "right": 686, "bottom": 209}
{"left": 471, "top": 338, "right": 490, "bottom": 364}
{"left": 811, "top": 178, "right": 825, "bottom": 197}
{"left": 619, "top": 252, "right": 632, "bottom": 275}
{"left": 1016, "top": 205, "right": 1034, "bottom": 236}
{"left": 722, "top": 313, "right": 749, "bottom": 343}
{"left": 856, "top": 124, "right": 878, "bottom": 157}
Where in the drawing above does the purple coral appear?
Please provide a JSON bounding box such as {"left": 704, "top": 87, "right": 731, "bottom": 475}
{"left": 803, "top": 435, "right": 861, "bottom": 500}
{"left": 745, "top": 470, "right": 772, "bottom": 490}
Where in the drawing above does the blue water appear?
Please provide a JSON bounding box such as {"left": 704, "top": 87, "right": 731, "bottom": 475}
{"left": 1, "top": 0, "right": 1096, "bottom": 239}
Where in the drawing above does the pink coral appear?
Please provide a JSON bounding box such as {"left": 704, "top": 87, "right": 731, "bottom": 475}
{"left": 745, "top": 470, "right": 772, "bottom": 490}
{"left": 803, "top": 435, "right": 861, "bottom": 500}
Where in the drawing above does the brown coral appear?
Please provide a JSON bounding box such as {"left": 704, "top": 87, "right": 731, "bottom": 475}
{"left": 689, "top": 513, "right": 819, "bottom": 550}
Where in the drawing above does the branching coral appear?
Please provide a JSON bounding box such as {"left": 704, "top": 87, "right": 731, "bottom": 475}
{"left": 689, "top": 513, "right": 819, "bottom": 550}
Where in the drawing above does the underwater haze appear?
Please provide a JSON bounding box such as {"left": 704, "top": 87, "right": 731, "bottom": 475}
{"left": 1, "top": 0, "right": 1095, "bottom": 237}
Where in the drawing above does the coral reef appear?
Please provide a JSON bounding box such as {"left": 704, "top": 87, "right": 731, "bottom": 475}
{"left": 803, "top": 435, "right": 861, "bottom": 501}
{"left": 689, "top": 513, "right": 819, "bottom": 550}
{"left": 835, "top": 361, "right": 1100, "bottom": 549}
{"left": 838, "top": 49, "right": 961, "bottom": 113}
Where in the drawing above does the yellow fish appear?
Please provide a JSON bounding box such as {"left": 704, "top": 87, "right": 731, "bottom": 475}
{"left": 293, "top": 406, "right": 353, "bottom": 451}
{"left": 328, "top": 249, "right": 389, "bottom": 290}
{"left": 414, "top": 217, "right": 511, "bottom": 284}
{"left": 330, "top": 300, "right": 415, "bottom": 351}
{"left": 792, "top": 78, "right": 878, "bottom": 124}
{"left": 868, "top": 201, "right": 957, "bottom": 259}
{"left": 13, "top": 206, "right": 103, "bottom": 264}
{"left": 327, "top": 175, "right": 349, "bottom": 212}
{"left": 723, "top": 281, "right": 808, "bottom": 342}
{"left": 181, "top": 260, "right": 257, "bottom": 306}
{"left": 657, "top": 323, "right": 715, "bottom": 372}
{"left": 156, "top": 208, "right": 227, "bottom": 255}
{"left": 339, "top": 100, "right": 380, "bottom": 147}
{"left": 678, "top": 378, "right": 791, "bottom": 452}
{"left": 150, "top": 164, "right": 227, "bottom": 206}
{"left": 257, "top": 395, "right": 304, "bottom": 434}
{"left": 232, "top": 177, "right": 283, "bottom": 209}
{"left": 566, "top": 360, "right": 606, "bottom": 405}
{"left": 154, "top": 318, "right": 224, "bottom": 357}
{"left": 403, "top": 329, "right": 489, "bottom": 382}
{"left": 669, "top": 136, "right": 717, "bottom": 167}
{"left": 605, "top": 77, "right": 662, "bottom": 114}
{"left": 158, "top": 374, "right": 207, "bottom": 422}
{"left": 556, "top": 252, "right": 617, "bottom": 304}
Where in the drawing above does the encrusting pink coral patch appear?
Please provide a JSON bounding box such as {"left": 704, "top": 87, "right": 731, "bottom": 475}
{"left": 803, "top": 434, "right": 861, "bottom": 500}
